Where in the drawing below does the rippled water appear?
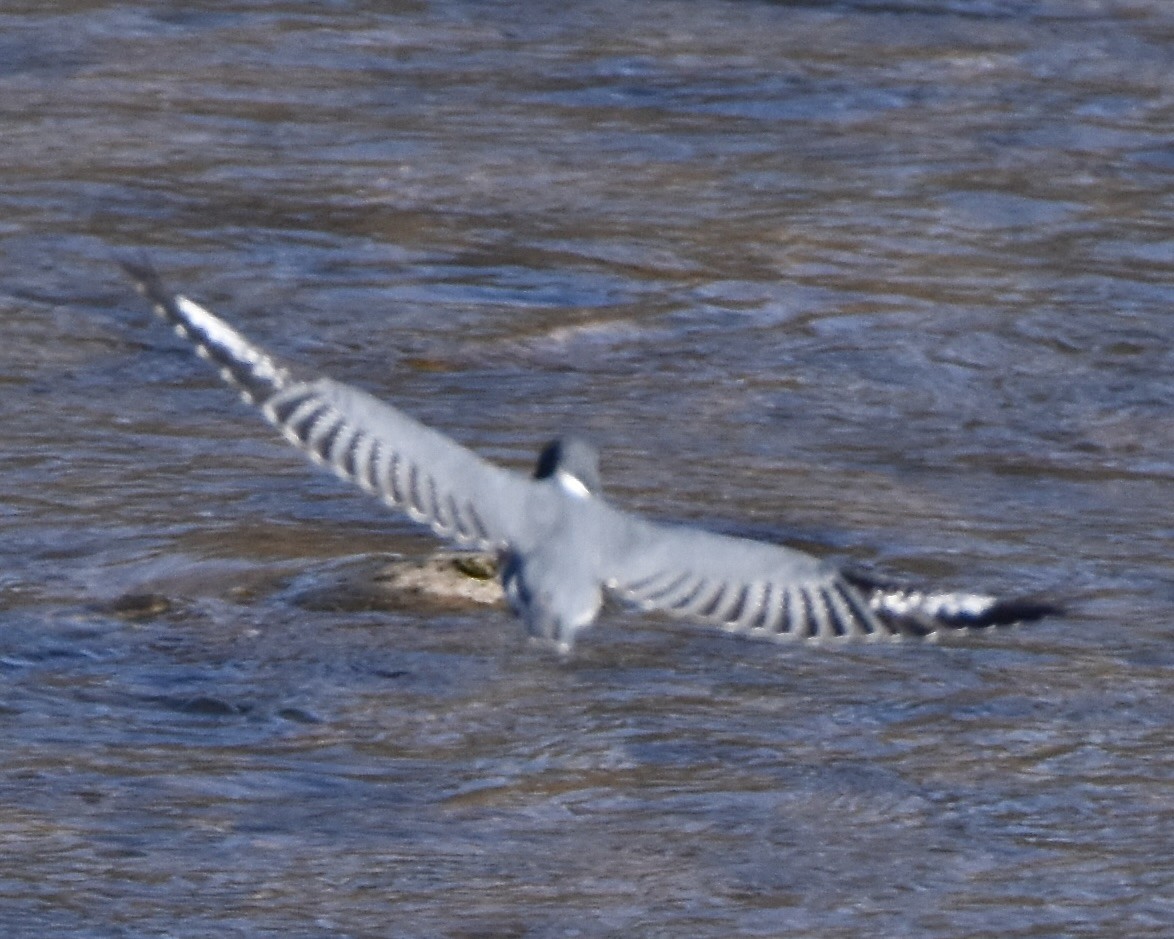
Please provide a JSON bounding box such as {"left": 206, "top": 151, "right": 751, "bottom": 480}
{"left": 2, "top": 1, "right": 1171, "bottom": 936}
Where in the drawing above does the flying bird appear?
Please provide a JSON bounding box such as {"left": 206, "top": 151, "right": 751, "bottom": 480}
{"left": 121, "top": 261, "right": 1058, "bottom": 652}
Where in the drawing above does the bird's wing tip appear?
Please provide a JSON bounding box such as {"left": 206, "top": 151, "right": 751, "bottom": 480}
{"left": 116, "top": 253, "right": 169, "bottom": 305}
{"left": 841, "top": 567, "right": 1063, "bottom": 632}
{"left": 116, "top": 251, "right": 154, "bottom": 281}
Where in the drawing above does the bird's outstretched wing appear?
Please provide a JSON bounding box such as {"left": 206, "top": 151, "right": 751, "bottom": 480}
{"left": 600, "top": 511, "right": 1059, "bottom": 641}
{"left": 121, "top": 259, "right": 529, "bottom": 551}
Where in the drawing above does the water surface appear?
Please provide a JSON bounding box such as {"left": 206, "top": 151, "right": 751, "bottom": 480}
{"left": 1, "top": 1, "right": 1171, "bottom": 936}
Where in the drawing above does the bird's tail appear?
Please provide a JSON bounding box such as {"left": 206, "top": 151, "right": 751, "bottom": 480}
{"left": 841, "top": 568, "right": 1061, "bottom": 638}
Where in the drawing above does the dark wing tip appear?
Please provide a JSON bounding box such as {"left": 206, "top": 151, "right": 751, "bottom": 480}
{"left": 959, "top": 596, "right": 1064, "bottom": 627}
{"left": 842, "top": 568, "right": 1063, "bottom": 634}
{"left": 117, "top": 257, "right": 292, "bottom": 405}
{"left": 118, "top": 254, "right": 166, "bottom": 302}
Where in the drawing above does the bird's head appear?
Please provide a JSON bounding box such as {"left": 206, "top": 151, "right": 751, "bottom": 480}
{"left": 533, "top": 436, "right": 601, "bottom": 498}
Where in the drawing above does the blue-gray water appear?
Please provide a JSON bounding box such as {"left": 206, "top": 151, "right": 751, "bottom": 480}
{"left": 1, "top": 1, "right": 1171, "bottom": 936}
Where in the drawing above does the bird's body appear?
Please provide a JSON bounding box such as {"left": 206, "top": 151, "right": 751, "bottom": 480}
{"left": 122, "top": 261, "right": 1058, "bottom": 652}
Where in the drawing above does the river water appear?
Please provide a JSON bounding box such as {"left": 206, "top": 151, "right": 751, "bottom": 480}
{"left": 1, "top": 1, "right": 1171, "bottom": 936}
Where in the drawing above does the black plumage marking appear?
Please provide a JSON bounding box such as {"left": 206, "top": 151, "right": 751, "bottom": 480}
{"left": 811, "top": 587, "right": 831, "bottom": 638}
{"left": 747, "top": 583, "right": 775, "bottom": 632}
{"left": 828, "top": 587, "right": 853, "bottom": 638}
{"left": 903, "top": 616, "right": 935, "bottom": 638}
{"left": 388, "top": 452, "right": 408, "bottom": 506}
{"left": 669, "top": 578, "right": 709, "bottom": 614}
{"left": 777, "top": 588, "right": 795, "bottom": 636}
{"left": 830, "top": 583, "right": 859, "bottom": 635}
{"left": 266, "top": 389, "right": 316, "bottom": 430}
{"left": 953, "top": 596, "right": 1061, "bottom": 628}
{"left": 832, "top": 582, "right": 879, "bottom": 637}
{"left": 327, "top": 422, "right": 359, "bottom": 473}
{"left": 307, "top": 411, "right": 345, "bottom": 462}
{"left": 809, "top": 589, "right": 829, "bottom": 639}
{"left": 374, "top": 445, "right": 401, "bottom": 505}
{"left": 656, "top": 572, "right": 698, "bottom": 607}
{"left": 285, "top": 401, "right": 331, "bottom": 445}
{"left": 406, "top": 462, "right": 427, "bottom": 518}
{"left": 428, "top": 476, "right": 451, "bottom": 532}
{"left": 791, "top": 589, "right": 810, "bottom": 636}
{"left": 351, "top": 433, "right": 377, "bottom": 491}
{"left": 723, "top": 584, "right": 750, "bottom": 625}
{"left": 622, "top": 570, "right": 667, "bottom": 598}
{"left": 696, "top": 582, "right": 727, "bottom": 619}
{"left": 805, "top": 589, "right": 824, "bottom": 639}
{"left": 630, "top": 571, "right": 692, "bottom": 605}
{"left": 816, "top": 587, "right": 838, "bottom": 637}
{"left": 665, "top": 582, "right": 693, "bottom": 611}
{"left": 820, "top": 586, "right": 850, "bottom": 638}
{"left": 335, "top": 428, "right": 365, "bottom": 480}
{"left": 448, "top": 494, "right": 474, "bottom": 541}
{"left": 444, "top": 493, "right": 462, "bottom": 538}
{"left": 464, "top": 502, "right": 491, "bottom": 544}
{"left": 768, "top": 584, "right": 790, "bottom": 634}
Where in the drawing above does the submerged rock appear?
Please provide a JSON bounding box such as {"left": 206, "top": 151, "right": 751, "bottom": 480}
{"left": 290, "top": 551, "right": 503, "bottom": 614}
{"left": 99, "top": 592, "right": 174, "bottom": 621}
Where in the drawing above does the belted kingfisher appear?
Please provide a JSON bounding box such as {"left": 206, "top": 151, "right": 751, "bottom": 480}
{"left": 121, "top": 261, "right": 1058, "bottom": 652}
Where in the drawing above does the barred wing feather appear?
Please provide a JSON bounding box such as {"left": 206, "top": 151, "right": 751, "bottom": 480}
{"left": 122, "top": 260, "right": 527, "bottom": 551}
{"left": 599, "top": 514, "right": 898, "bottom": 641}
{"left": 262, "top": 377, "right": 527, "bottom": 549}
